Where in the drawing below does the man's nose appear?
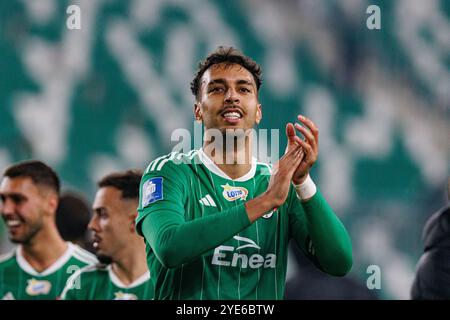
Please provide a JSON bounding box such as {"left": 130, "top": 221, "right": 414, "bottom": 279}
{"left": 224, "top": 88, "right": 240, "bottom": 103}
{"left": 88, "top": 215, "right": 99, "bottom": 231}
{"left": 1, "top": 198, "right": 15, "bottom": 216}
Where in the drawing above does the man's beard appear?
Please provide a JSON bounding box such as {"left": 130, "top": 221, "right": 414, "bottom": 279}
{"left": 9, "top": 220, "right": 43, "bottom": 244}
{"left": 96, "top": 253, "right": 113, "bottom": 265}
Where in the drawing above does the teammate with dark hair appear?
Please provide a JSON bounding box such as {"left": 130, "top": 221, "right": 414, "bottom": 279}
{"left": 61, "top": 170, "right": 153, "bottom": 300}
{"left": 0, "top": 160, "right": 97, "bottom": 300}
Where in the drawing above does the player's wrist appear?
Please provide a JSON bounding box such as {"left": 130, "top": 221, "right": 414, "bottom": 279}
{"left": 245, "top": 193, "right": 277, "bottom": 223}
{"left": 292, "top": 174, "right": 307, "bottom": 185}
{"left": 262, "top": 189, "right": 286, "bottom": 209}
{"left": 293, "top": 174, "right": 317, "bottom": 201}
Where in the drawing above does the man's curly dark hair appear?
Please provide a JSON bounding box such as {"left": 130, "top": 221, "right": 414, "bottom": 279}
{"left": 190, "top": 46, "right": 262, "bottom": 100}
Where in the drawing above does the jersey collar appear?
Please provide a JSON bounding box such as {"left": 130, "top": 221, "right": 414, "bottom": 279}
{"left": 16, "top": 242, "right": 74, "bottom": 277}
{"left": 108, "top": 265, "right": 150, "bottom": 289}
{"left": 198, "top": 148, "right": 257, "bottom": 182}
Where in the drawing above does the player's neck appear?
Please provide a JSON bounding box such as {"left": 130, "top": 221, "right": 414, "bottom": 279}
{"left": 111, "top": 239, "right": 148, "bottom": 286}
{"left": 203, "top": 136, "right": 253, "bottom": 180}
{"left": 21, "top": 224, "right": 68, "bottom": 273}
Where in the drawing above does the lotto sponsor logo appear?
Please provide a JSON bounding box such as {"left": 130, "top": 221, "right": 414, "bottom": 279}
{"left": 221, "top": 184, "right": 248, "bottom": 201}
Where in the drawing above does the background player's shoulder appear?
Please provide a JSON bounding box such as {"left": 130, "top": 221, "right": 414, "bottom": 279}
{"left": 78, "top": 263, "right": 108, "bottom": 277}
{"left": 65, "top": 263, "right": 106, "bottom": 287}
{"left": 0, "top": 249, "right": 15, "bottom": 267}
{"left": 73, "top": 263, "right": 106, "bottom": 280}
{"left": 60, "top": 263, "right": 103, "bottom": 299}
{"left": 69, "top": 242, "right": 98, "bottom": 265}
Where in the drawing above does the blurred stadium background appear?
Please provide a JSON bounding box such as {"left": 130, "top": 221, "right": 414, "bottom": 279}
{"left": 0, "top": 0, "right": 449, "bottom": 299}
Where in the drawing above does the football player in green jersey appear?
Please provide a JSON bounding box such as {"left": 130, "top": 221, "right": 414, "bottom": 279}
{"left": 61, "top": 170, "right": 153, "bottom": 300}
{"left": 136, "top": 46, "right": 353, "bottom": 299}
{"left": 0, "top": 160, "right": 97, "bottom": 300}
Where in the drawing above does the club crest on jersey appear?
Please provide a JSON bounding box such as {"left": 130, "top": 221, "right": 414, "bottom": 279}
{"left": 221, "top": 184, "right": 248, "bottom": 201}
{"left": 142, "top": 177, "right": 163, "bottom": 207}
{"left": 114, "top": 291, "right": 138, "bottom": 300}
{"left": 25, "top": 279, "right": 51, "bottom": 296}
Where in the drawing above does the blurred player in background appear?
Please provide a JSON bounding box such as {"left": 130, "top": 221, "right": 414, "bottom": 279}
{"left": 56, "top": 191, "right": 93, "bottom": 252}
{"left": 411, "top": 177, "right": 450, "bottom": 299}
{"left": 61, "top": 170, "right": 153, "bottom": 300}
{"left": 0, "top": 160, "right": 97, "bottom": 300}
{"left": 136, "top": 46, "right": 352, "bottom": 299}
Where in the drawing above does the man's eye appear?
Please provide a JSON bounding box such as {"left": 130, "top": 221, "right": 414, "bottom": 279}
{"left": 240, "top": 87, "right": 251, "bottom": 93}
{"left": 11, "top": 195, "right": 24, "bottom": 204}
{"left": 209, "top": 87, "right": 224, "bottom": 93}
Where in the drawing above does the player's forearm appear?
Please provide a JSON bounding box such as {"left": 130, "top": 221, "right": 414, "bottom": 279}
{"left": 141, "top": 205, "right": 251, "bottom": 269}
{"left": 299, "top": 191, "right": 353, "bottom": 276}
{"left": 244, "top": 194, "right": 276, "bottom": 223}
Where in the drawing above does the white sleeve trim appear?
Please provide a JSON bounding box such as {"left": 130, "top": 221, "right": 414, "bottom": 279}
{"left": 293, "top": 174, "right": 317, "bottom": 200}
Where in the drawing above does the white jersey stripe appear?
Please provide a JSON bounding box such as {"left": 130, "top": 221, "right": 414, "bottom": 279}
{"left": 205, "top": 194, "right": 216, "bottom": 207}
{"left": 73, "top": 246, "right": 97, "bottom": 262}
{"left": 151, "top": 154, "right": 170, "bottom": 171}
{"left": 156, "top": 152, "right": 178, "bottom": 171}
{"left": 148, "top": 156, "right": 164, "bottom": 172}
{"left": 187, "top": 149, "right": 196, "bottom": 158}
{"left": 72, "top": 251, "right": 97, "bottom": 265}
{"left": 144, "top": 160, "right": 155, "bottom": 174}
{"left": 149, "top": 154, "right": 171, "bottom": 172}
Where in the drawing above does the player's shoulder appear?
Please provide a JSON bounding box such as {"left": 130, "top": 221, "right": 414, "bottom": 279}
{"left": 68, "top": 243, "right": 98, "bottom": 266}
{"left": 143, "top": 150, "right": 199, "bottom": 175}
{"left": 0, "top": 249, "right": 16, "bottom": 268}
{"left": 65, "top": 263, "right": 108, "bottom": 287}
{"left": 60, "top": 263, "right": 107, "bottom": 299}
{"left": 76, "top": 263, "right": 108, "bottom": 279}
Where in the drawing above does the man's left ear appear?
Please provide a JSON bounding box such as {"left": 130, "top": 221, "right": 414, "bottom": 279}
{"left": 256, "top": 104, "right": 262, "bottom": 124}
{"left": 47, "top": 194, "right": 59, "bottom": 217}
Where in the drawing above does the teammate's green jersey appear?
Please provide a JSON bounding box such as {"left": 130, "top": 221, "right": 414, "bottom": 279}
{"left": 61, "top": 264, "right": 154, "bottom": 300}
{"left": 136, "top": 149, "right": 352, "bottom": 300}
{"left": 0, "top": 242, "right": 97, "bottom": 300}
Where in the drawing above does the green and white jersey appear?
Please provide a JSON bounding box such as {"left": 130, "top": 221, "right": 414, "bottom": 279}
{"left": 136, "top": 149, "right": 317, "bottom": 300}
{"left": 0, "top": 242, "right": 97, "bottom": 300}
{"left": 61, "top": 264, "right": 154, "bottom": 300}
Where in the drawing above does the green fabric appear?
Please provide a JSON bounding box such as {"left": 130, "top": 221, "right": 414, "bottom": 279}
{"left": 137, "top": 150, "right": 352, "bottom": 300}
{"left": 289, "top": 189, "right": 353, "bottom": 276}
{"left": 61, "top": 264, "right": 154, "bottom": 300}
{"left": 0, "top": 243, "right": 97, "bottom": 300}
{"left": 141, "top": 204, "right": 251, "bottom": 268}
